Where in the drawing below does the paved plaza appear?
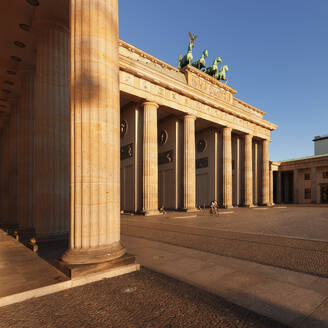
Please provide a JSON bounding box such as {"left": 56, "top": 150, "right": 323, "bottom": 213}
{"left": 123, "top": 205, "right": 328, "bottom": 241}
{"left": 1, "top": 206, "right": 328, "bottom": 327}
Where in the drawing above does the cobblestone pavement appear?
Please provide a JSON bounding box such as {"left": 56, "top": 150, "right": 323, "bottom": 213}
{"left": 0, "top": 268, "right": 287, "bottom": 328}
{"left": 121, "top": 213, "right": 328, "bottom": 277}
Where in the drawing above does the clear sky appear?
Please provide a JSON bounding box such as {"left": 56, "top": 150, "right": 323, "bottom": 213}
{"left": 118, "top": 0, "right": 328, "bottom": 161}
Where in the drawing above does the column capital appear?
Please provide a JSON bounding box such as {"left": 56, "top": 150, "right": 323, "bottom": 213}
{"left": 222, "top": 126, "right": 232, "bottom": 135}
{"left": 19, "top": 64, "right": 36, "bottom": 75}
{"left": 262, "top": 138, "right": 270, "bottom": 145}
{"left": 32, "top": 19, "right": 69, "bottom": 36}
{"left": 184, "top": 114, "right": 196, "bottom": 120}
{"left": 245, "top": 133, "right": 253, "bottom": 140}
{"left": 142, "top": 101, "right": 159, "bottom": 110}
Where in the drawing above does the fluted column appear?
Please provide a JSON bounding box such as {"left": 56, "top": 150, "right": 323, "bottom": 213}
{"left": 277, "top": 170, "right": 282, "bottom": 203}
{"left": 244, "top": 134, "right": 253, "bottom": 207}
{"left": 62, "top": 0, "right": 125, "bottom": 265}
{"left": 223, "top": 127, "right": 233, "bottom": 208}
{"left": 33, "top": 20, "right": 69, "bottom": 239}
{"left": 8, "top": 99, "right": 19, "bottom": 227}
{"left": 17, "top": 68, "right": 35, "bottom": 233}
{"left": 183, "top": 114, "right": 196, "bottom": 211}
{"left": 142, "top": 102, "right": 159, "bottom": 215}
{"left": 261, "top": 139, "right": 270, "bottom": 205}
{"left": 0, "top": 114, "right": 11, "bottom": 226}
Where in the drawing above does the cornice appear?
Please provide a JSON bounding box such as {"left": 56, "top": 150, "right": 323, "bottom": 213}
{"left": 119, "top": 40, "right": 179, "bottom": 73}
{"left": 279, "top": 156, "right": 328, "bottom": 169}
{"left": 181, "top": 65, "right": 237, "bottom": 95}
{"left": 119, "top": 55, "right": 278, "bottom": 132}
{"left": 233, "top": 97, "right": 266, "bottom": 116}
{"left": 119, "top": 40, "right": 267, "bottom": 119}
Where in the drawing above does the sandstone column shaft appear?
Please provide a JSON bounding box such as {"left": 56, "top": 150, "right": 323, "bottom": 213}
{"left": 142, "top": 102, "right": 159, "bottom": 215}
{"left": 183, "top": 115, "right": 196, "bottom": 211}
{"left": 8, "top": 99, "right": 19, "bottom": 226}
{"left": 244, "top": 134, "right": 253, "bottom": 206}
{"left": 17, "top": 69, "right": 35, "bottom": 232}
{"left": 63, "top": 0, "right": 124, "bottom": 265}
{"left": 34, "top": 21, "right": 69, "bottom": 239}
{"left": 223, "top": 127, "right": 233, "bottom": 208}
{"left": 0, "top": 116, "right": 11, "bottom": 225}
{"left": 261, "top": 139, "right": 270, "bottom": 205}
{"left": 277, "top": 171, "right": 282, "bottom": 203}
{"left": 253, "top": 143, "right": 258, "bottom": 204}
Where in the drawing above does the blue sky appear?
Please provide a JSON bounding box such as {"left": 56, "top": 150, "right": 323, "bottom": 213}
{"left": 118, "top": 0, "right": 328, "bottom": 161}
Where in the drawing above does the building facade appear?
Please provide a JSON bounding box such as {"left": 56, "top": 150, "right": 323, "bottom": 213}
{"left": 272, "top": 136, "right": 328, "bottom": 204}
{"left": 0, "top": 0, "right": 277, "bottom": 271}
{"left": 119, "top": 41, "right": 277, "bottom": 213}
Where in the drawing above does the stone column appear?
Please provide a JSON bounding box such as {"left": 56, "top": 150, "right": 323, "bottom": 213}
{"left": 142, "top": 101, "right": 159, "bottom": 216}
{"left": 183, "top": 115, "right": 197, "bottom": 211}
{"left": 277, "top": 171, "right": 282, "bottom": 203}
{"left": 244, "top": 134, "right": 253, "bottom": 207}
{"left": 235, "top": 136, "right": 240, "bottom": 206}
{"left": 62, "top": 0, "right": 125, "bottom": 265}
{"left": 33, "top": 20, "right": 69, "bottom": 239}
{"left": 293, "top": 169, "right": 298, "bottom": 203}
{"left": 17, "top": 68, "right": 35, "bottom": 234}
{"left": 8, "top": 99, "right": 19, "bottom": 227}
{"left": 253, "top": 142, "right": 258, "bottom": 205}
{"left": 269, "top": 166, "right": 274, "bottom": 205}
{"left": 261, "top": 139, "right": 270, "bottom": 205}
{"left": 223, "top": 127, "right": 233, "bottom": 208}
{"left": 0, "top": 113, "right": 11, "bottom": 226}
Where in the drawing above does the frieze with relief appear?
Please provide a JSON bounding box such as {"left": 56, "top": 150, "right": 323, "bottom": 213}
{"left": 196, "top": 157, "right": 208, "bottom": 169}
{"left": 158, "top": 130, "right": 168, "bottom": 146}
{"left": 121, "top": 143, "right": 133, "bottom": 160}
{"left": 158, "top": 150, "right": 173, "bottom": 165}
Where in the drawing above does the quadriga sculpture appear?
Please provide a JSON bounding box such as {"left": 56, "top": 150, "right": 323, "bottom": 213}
{"left": 217, "top": 65, "right": 229, "bottom": 82}
{"left": 204, "top": 57, "right": 222, "bottom": 77}
{"left": 192, "top": 49, "right": 208, "bottom": 70}
{"left": 178, "top": 32, "right": 198, "bottom": 69}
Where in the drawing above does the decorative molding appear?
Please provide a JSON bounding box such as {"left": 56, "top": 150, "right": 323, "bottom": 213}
{"left": 120, "top": 143, "right": 133, "bottom": 160}
{"left": 158, "top": 150, "right": 173, "bottom": 165}
{"left": 119, "top": 56, "right": 277, "bottom": 137}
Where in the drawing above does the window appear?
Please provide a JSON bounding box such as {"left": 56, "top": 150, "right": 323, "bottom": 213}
{"left": 304, "top": 188, "right": 311, "bottom": 199}
{"left": 323, "top": 171, "right": 328, "bottom": 179}
{"left": 304, "top": 173, "right": 310, "bottom": 180}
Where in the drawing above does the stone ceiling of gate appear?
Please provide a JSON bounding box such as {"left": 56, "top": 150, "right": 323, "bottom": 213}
{"left": 0, "top": 0, "right": 68, "bottom": 107}
{"left": 0, "top": 1, "right": 277, "bottom": 141}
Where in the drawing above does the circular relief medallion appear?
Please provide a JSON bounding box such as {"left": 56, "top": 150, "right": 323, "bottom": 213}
{"left": 158, "top": 130, "right": 168, "bottom": 145}
{"left": 120, "top": 120, "right": 128, "bottom": 137}
{"left": 197, "top": 139, "right": 207, "bottom": 153}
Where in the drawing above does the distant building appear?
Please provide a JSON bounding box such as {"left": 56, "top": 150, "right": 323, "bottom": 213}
{"left": 272, "top": 135, "right": 328, "bottom": 204}
{"left": 313, "top": 134, "right": 328, "bottom": 156}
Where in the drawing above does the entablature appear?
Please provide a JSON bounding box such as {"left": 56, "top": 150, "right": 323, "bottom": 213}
{"left": 119, "top": 40, "right": 277, "bottom": 141}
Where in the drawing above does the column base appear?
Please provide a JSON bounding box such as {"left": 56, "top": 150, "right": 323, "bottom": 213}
{"left": 55, "top": 253, "right": 137, "bottom": 279}
{"left": 143, "top": 210, "right": 162, "bottom": 216}
{"left": 243, "top": 204, "right": 254, "bottom": 208}
{"left": 61, "top": 241, "right": 126, "bottom": 265}
{"left": 183, "top": 208, "right": 199, "bottom": 213}
{"left": 222, "top": 205, "right": 233, "bottom": 209}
